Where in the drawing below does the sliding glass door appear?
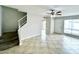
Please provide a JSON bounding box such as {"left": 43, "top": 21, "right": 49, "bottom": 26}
{"left": 64, "top": 19, "right": 79, "bottom": 36}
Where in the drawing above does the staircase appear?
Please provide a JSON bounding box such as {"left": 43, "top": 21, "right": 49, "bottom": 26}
{"left": 0, "top": 14, "right": 27, "bottom": 51}
{"left": 0, "top": 32, "right": 19, "bottom": 51}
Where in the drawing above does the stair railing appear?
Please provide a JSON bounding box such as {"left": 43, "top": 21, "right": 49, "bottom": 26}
{"left": 18, "top": 15, "right": 27, "bottom": 29}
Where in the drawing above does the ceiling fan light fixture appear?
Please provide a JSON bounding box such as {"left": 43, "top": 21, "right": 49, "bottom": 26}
{"left": 47, "top": 9, "right": 62, "bottom": 16}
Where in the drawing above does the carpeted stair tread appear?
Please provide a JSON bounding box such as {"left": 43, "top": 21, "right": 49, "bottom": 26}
{"left": 0, "top": 40, "right": 19, "bottom": 51}
{"left": 0, "top": 31, "right": 19, "bottom": 51}
{"left": 0, "top": 36, "right": 18, "bottom": 43}
{"left": 2, "top": 32, "right": 18, "bottom": 39}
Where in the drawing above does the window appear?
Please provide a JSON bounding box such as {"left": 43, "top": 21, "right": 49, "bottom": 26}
{"left": 64, "top": 29, "right": 71, "bottom": 34}
{"left": 64, "top": 20, "right": 72, "bottom": 29}
{"left": 64, "top": 19, "right": 79, "bottom": 36}
{"left": 72, "top": 23, "right": 79, "bottom": 30}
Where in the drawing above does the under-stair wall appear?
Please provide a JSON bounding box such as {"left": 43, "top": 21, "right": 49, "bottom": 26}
{"left": 2, "top": 6, "right": 18, "bottom": 32}
{"left": 2, "top": 6, "right": 26, "bottom": 33}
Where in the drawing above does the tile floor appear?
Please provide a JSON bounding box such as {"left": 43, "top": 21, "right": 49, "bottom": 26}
{"left": 0, "top": 34, "right": 79, "bottom": 54}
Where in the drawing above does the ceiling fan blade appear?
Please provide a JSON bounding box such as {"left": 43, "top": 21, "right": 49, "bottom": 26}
{"left": 56, "top": 13, "right": 62, "bottom": 15}
{"left": 56, "top": 11, "right": 62, "bottom": 15}
{"left": 56, "top": 12, "right": 62, "bottom": 15}
{"left": 47, "top": 9, "right": 62, "bottom": 16}
{"left": 57, "top": 11, "right": 61, "bottom": 13}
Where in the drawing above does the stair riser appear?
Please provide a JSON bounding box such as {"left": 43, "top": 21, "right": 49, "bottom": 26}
{"left": 0, "top": 40, "right": 19, "bottom": 51}
{"left": 0, "top": 32, "right": 19, "bottom": 51}
{"left": 0, "top": 37, "right": 18, "bottom": 43}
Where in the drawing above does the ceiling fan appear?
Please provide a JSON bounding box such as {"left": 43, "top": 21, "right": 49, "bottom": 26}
{"left": 47, "top": 9, "right": 62, "bottom": 16}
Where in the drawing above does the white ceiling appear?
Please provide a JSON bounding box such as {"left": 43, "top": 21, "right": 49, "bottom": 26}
{"left": 4, "top": 5, "right": 79, "bottom": 16}
{"left": 40, "top": 5, "right": 79, "bottom": 16}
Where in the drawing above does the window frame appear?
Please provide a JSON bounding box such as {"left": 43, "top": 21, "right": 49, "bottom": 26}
{"left": 64, "top": 19, "right": 79, "bottom": 36}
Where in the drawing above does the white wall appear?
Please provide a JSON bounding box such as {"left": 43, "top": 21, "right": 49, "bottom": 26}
{"left": 5, "top": 5, "right": 48, "bottom": 41}
{"left": 2, "top": 6, "right": 26, "bottom": 33}
{"left": 14, "top": 6, "right": 47, "bottom": 42}
{"left": 2, "top": 6, "right": 18, "bottom": 32}
{"left": 45, "top": 17, "right": 51, "bottom": 34}
{"left": 0, "top": 6, "right": 2, "bottom": 36}
{"left": 18, "top": 13, "right": 43, "bottom": 40}
{"left": 54, "top": 19, "right": 64, "bottom": 34}
{"left": 50, "top": 17, "right": 54, "bottom": 34}
{"left": 45, "top": 17, "right": 54, "bottom": 34}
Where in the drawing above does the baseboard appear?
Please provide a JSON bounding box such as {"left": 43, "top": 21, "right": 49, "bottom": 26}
{"left": 54, "top": 32, "right": 63, "bottom": 35}
{"left": 19, "top": 34, "right": 40, "bottom": 46}
{"left": 23, "top": 34, "right": 40, "bottom": 40}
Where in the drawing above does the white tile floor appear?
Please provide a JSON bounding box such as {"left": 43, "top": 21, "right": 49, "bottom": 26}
{"left": 0, "top": 34, "right": 79, "bottom": 54}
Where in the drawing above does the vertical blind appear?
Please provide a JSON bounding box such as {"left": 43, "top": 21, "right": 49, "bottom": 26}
{"left": 64, "top": 19, "right": 79, "bottom": 36}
